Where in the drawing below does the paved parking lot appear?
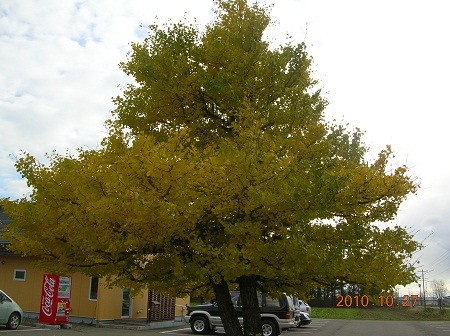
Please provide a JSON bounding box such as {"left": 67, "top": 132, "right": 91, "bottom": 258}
{"left": 2, "top": 319, "right": 450, "bottom": 336}
{"left": 160, "top": 320, "right": 450, "bottom": 336}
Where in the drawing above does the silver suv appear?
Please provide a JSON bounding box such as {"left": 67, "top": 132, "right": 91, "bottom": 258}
{"left": 185, "top": 291, "right": 295, "bottom": 336}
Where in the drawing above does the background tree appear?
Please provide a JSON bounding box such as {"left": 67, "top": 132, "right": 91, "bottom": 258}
{"left": 2, "top": 1, "right": 420, "bottom": 335}
{"left": 431, "top": 279, "right": 448, "bottom": 310}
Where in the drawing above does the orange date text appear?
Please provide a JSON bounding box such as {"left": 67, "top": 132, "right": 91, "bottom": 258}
{"left": 336, "top": 294, "right": 419, "bottom": 307}
{"left": 336, "top": 294, "right": 370, "bottom": 307}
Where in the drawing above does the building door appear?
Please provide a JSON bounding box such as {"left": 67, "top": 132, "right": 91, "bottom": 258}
{"left": 121, "top": 288, "right": 131, "bottom": 318}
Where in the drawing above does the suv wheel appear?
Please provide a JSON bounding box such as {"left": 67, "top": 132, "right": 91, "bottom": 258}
{"left": 190, "top": 316, "right": 211, "bottom": 334}
{"left": 6, "top": 312, "right": 21, "bottom": 330}
{"left": 261, "top": 319, "right": 277, "bottom": 336}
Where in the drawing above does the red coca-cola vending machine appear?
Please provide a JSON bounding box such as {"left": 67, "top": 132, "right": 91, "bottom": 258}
{"left": 39, "top": 274, "right": 71, "bottom": 325}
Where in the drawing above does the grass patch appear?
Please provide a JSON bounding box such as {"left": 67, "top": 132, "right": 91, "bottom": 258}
{"left": 313, "top": 307, "right": 450, "bottom": 321}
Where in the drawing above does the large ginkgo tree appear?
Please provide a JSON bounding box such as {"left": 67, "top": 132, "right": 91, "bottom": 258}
{"left": 2, "top": 1, "right": 419, "bottom": 335}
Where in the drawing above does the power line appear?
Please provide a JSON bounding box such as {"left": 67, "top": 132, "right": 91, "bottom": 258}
{"left": 430, "top": 266, "right": 450, "bottom": 278}
{"left": 427, "top": 250, "right": 450, "bottom": 268}
{"left": 419, "top": 231, "right": 434, "bottom": 245}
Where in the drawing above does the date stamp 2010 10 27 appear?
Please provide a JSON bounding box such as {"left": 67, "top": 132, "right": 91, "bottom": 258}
{"left": 336, "top": 294, "right": 419, "bottom": 308}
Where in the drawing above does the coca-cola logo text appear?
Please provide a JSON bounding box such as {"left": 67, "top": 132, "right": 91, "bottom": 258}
{"left": 41, "top": 276, "right": 56, "bottom": 317}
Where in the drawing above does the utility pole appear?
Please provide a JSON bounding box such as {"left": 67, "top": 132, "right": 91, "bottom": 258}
{"left": 418, "top": 284, "right": 422, "bottom": 306}
{"left": 422, "top": 269, "right": 426, "bottom": 310}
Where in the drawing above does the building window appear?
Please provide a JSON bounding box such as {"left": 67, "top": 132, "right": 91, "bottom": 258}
{"left": 89, "top": 277, "right": 99, "bottom": 300}
{"left": 13, "top": 269, "right": 26, "bottom": 281}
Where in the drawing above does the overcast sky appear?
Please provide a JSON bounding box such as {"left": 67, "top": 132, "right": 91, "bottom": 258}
{"left": 1, "top": 0, "right": 449, "bottom": 296}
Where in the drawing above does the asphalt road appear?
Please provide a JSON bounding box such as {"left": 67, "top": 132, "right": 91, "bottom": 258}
{"left": 2, "top": 319, "right": 450, "bottom": 336}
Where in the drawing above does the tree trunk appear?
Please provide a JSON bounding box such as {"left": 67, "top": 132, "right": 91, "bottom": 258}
{"left": 239, "top": 275, "right": 262, "bottom": 336}
{"left": 212, "top": 278, "right": 243, "bottom": 336}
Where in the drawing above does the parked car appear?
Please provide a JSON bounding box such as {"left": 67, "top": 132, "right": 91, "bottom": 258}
{"left": 299, "top": 299, "right": 311, "bottom": 314}
{"left": 0, "top": 290, "right": 23, "bottom": 330}
{"left": 292, "top": 296, "right": 312, "bottom": 327}
{"left": 185, "top": 291, "right": 296, "bottom": 336}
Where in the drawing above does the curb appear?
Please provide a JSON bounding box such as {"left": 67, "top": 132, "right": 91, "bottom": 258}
{"left": 98, "top": 321, "right": 187, "bottom": 330}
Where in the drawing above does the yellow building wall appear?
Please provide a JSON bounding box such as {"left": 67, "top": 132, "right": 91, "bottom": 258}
{"left": 0, "top": 254, "right": 180, "bottom": 322}
{"left": 66, "top": 273, "right": 97, "bottom": 319}
{"left": 96, "top": 281, "right": 122, "bottom": 320}
{"left": 95, "top": 282, "right": 149, "bottom": 321}
{"left": 0, "top": 255, "right": 42, "bottom": 312}
{"left": 175, "top": 297, "right": 190, "bottom": 317}
{"left": 131, "top": 290, "right": 149, "bottom": 319}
